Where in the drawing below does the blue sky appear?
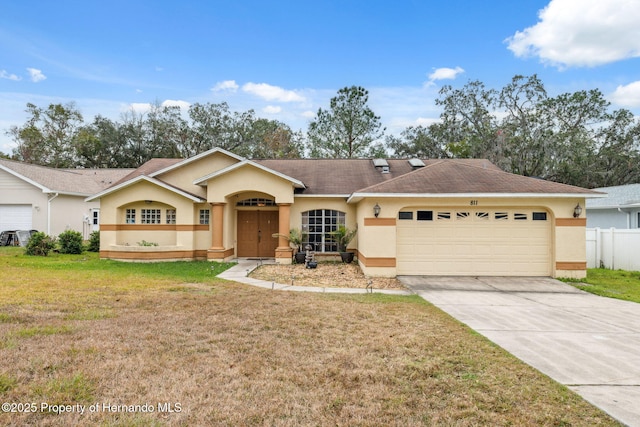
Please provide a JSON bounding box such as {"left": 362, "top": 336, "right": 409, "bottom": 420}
{"left": 2, "top": 0, "right": 640, "bottom": 155}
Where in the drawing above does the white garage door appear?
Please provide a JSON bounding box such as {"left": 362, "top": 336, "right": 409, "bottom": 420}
{"left": 0, "top": 205, "right": 33, "bottom": 232}
{"left": 397, "top": 208, "right": 552, "bottom": 276}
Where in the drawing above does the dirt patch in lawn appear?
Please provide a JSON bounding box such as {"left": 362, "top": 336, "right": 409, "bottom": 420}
{"left": 249, "top": 262, "right": 407, "bottom": 289}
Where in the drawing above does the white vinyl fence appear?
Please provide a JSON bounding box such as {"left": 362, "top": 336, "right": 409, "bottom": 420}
{"left": 586, "top": 228, "right": 640, "bottom": 271}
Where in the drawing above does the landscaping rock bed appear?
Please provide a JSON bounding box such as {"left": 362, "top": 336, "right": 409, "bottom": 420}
{"left": 249, "top": 262, "right": 407, "bottom": 289}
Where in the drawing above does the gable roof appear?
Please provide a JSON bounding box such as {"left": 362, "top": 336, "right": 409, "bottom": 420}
{"left": 85, "top": 175, "right": 205, "bottom": 202}
{"left": 347, "top": 160, "right": 604, "bottom": 202}
{"left": 193, "top": 160, "right": 305, "bottom": 188}
{"left": 586, "top": 183, "right": 640, "bottom": 209}
{"left": 149, "top": 147, "right": 245, "bottom": 178}
{"left": 0, "top": 158, "right": 134, "bottom": 196}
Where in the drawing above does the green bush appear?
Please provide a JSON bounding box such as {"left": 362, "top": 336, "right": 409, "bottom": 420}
{"left": 58, "top": 230, "right": 84, "bottom": 254}
{"left": 87, "top": 231, "right": 100, "bottom": 252}
{"left": 25, "top": 232, "right": 56, "bottom": 256}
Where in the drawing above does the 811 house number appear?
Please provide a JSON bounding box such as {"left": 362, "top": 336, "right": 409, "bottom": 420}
{"left": 470, "top": 200, "right": 478, "bottom": 206}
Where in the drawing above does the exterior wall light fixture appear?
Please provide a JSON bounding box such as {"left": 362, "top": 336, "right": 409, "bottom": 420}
{"left": 573, "top": 203, "right": 582, "bottom": 218}
{"left": 373, "top": 203, "right": 381, "bottom": 218}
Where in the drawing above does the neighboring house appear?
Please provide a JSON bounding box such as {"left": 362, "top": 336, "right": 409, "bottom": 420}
{"left": 586, "top": 183, "right": 640, "bottom": 229}
{"left": 0, "top": 159, "right": 133, "bottom": 238}
{"left": 87, "top": 147, "right": 602, "bottom": 279}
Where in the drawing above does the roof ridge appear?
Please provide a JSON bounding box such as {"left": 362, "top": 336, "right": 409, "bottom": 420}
{"left": 352, "top": 158, "right": 448, "bottom": 193}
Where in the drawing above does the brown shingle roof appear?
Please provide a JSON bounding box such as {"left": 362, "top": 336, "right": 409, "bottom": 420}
{"left": 111, "top": 158, "right": 183, "bottom": 186}
{"left": 0, "top": 158, "right": 134, "bottom": 195}
{"left": 255, "top": 158, "right": 503, "bottom": 195}
{"left": 354, "top": 160, "right": 599, "bottom": 195}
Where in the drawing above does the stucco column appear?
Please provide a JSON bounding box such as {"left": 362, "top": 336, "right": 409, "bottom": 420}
{"left": 275, "top": 203, "right": 293, "bottom": 263}
{"left": 210, "top": 202, "right": 225, "bottom": 250}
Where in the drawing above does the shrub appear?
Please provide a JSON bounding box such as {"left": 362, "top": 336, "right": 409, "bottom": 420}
{"left": 25, "top": 232, "right": 56, "bottom": 256}
{"left": 137, "top": 240, "right": 159, "bottom": 246}
{"left": 87, "top": 231, "right": 100, "bottom": 252}
{"left": 58, "top": 230, "right": 84, "bottom": 254}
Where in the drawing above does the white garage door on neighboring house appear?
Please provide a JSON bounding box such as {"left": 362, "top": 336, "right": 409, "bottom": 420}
{"left": 396, "top": 208, "right": 552, "bottom": 276}
{"left": 0, "top": 205, "right": 33, "bottom": 232}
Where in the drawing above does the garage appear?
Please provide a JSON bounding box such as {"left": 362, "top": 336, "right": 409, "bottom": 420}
{"left": 0, "top": 205, "right": 33, "bottom": 232}
{"left": 396, "top": 208, "right": 552, "bottom": 276}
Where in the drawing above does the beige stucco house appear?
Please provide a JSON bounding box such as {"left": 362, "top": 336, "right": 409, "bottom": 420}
{"left": 87, "top": 148, "right": 602, "bottom": 278}
{"left": 0, "top": 159, "right": 133, "bottom": 238}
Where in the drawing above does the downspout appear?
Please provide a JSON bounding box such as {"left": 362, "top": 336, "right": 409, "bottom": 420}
{"left": 617, "top": 208, "right": 630, "bottom": 229}
{"left": 47, "top": 193, "right": 59, "bottom": 235}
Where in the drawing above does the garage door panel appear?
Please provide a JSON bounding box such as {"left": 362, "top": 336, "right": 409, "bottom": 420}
{"left": 397, "top": 208, "right": 551, "bottom": 276}
{"left": 0, "top": 205, "right": 33, "bottom": 231}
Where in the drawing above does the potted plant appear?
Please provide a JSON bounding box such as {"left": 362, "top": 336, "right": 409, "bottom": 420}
{"left": 273, "top": 228, "right": 307, "bottom": 263}
{"left": 330, "top": 225, "right": 357, "bottom": 263}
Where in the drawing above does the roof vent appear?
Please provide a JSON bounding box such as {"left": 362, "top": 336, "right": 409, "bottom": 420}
{"left": 373, "top": 158, "right": 390, "bottom": 174}
{"left": 408, "top": 158, "right": 425, "bottom": 168}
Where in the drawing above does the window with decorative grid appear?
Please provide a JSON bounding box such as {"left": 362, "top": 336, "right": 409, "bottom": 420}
{"left": 301, "top": 209, "right": 345, "bottom": 252}
{"left": 125, "top": 209, "right": 136, "bottom": 224}
{"left": 166, "top": 209, "right": 176, "bottom": 224}
{"left": 199, "top": 209, "right": 210, "bottom": 225}
{"left": 141, "top": 209, "right": 161, "bottom": 224}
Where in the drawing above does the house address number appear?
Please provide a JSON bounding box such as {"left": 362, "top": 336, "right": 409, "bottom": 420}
{"left": 470, "top": 200, "right": 478, "bottom": 206}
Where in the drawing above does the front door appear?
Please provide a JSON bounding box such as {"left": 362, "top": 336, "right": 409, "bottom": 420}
{"left": 237, "top": 210, "right": 279, "bottom": 257}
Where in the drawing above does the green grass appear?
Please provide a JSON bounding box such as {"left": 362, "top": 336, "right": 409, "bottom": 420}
{"left": 0, "top": 246, "right": 233, "bottom": 280}
{"left": 32, "top": 373, "right": 96, "bottom": 406}
{"left": 13, "top": 325, "right": 73, "bottom": 338}
{"left": 0, "top": 247, "right": 235, "bottom": 308}
{"left": 0, "top": 373, "right": 17, "bottom": 394}
{"left": 564, "top": 268, "right": 640, "bottom": 303}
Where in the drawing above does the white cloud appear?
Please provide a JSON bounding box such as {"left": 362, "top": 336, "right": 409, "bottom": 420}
{"left": 428, "top": 66, "right": 464, "bottom": 82}
{"left": 300, "top": 110, "right": 316, "bottom": 119}
{"left": 211, "top": 80, "right": 239, "bottom": 92}
{"left": 26, "top": 68, "right": 46, "bottom": 82}
{"left": 609, "top": 81, "right": 640, "bottom": 107}
{"left": 0, "top": 70, "right": 21, "bottom": 81}
{"left": 506, "top": 0, "right": 640, "bottom": 68}
{"left": 263, "top": 105, "right": 281, "bottom": 114}
{"left": 126, "top": 103, "right": 152, "bottom": 113}
{"left": 242, "top": 82, "right": 305, "bottom": 102}
{"left": 415, "top": 117, "right": 441, "bottom": 127}
{"left": 162, "top": 99, "right": 191, "bottom": 110}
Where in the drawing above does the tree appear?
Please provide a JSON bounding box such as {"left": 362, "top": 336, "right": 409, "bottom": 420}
{"left": 245, "top": 119, "right": 303, "bottom": 159}
{"left": 74, "top": 116, "right": 124, "bottom": 168}
{"left": 9, "top": 102, "right": 84, "bottom": 167}
{"left": 395, "top": 75, "right": 640, "bottom": 188}
{"left": 435, "top": 80, "right": 499, "bottom": 160}
{"left": 307, "top": 86, "right": 385, "bottom": 158}
{"left": 387, "top": 125, "right": 448, "bottom": 159}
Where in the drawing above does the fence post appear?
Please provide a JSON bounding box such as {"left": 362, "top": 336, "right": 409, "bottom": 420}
{"left": 595, "top": 227, "right": 600, "bottom": 268}
{"left": 610, "top": 227, "right": 615, "bottom": 270}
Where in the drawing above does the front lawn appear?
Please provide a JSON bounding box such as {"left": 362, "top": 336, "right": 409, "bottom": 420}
{"left": 565, "top": 268, "right": 640, "bottom": 303}
{"left": 0, "top": 247, "right": 620, "bottom": 426}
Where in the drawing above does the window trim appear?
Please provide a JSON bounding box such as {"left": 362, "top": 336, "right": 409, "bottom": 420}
{"left": 166, "top": 209, "right": 176, "bottom": 225}
{"left": 301, "top": 209, "right": 346, "bottom": 252}
{"left": 125, "top": 208, "right": 136, "bottom": 224}
{"left": 141, "top": 208, "right": 161, "bottom": 224}
{"left": 199, "top": 209, "right": 210, "bottom": 225}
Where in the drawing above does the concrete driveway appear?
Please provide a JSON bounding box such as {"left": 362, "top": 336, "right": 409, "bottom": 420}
{"left": 399, "top": 276, "right": 640, "bottom": 427}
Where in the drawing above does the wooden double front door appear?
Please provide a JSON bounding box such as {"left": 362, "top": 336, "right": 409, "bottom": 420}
{"left": 237, "top": 210, "right": 279, "bottom": 258}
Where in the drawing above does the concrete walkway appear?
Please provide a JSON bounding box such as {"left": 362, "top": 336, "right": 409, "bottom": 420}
{"left": 399, "top": 276, "right": 640, "bottom": 427}
{"left": 216, "top": 258, "right": 412, "bottom": 295}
